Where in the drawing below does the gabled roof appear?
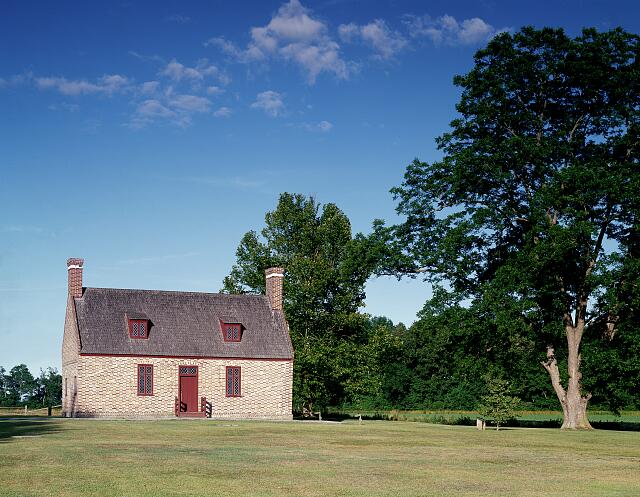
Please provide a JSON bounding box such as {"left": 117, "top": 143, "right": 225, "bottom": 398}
{"left": 74, "top": 287, "right": 293, "bottom": 359}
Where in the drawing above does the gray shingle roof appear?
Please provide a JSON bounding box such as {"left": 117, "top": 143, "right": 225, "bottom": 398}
{"left": 74, "top": 287, "right": 293, "bottom": 359}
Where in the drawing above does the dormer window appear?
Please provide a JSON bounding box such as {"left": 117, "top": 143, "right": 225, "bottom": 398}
{"left": 129, "top": 319, "right": 149, "bottom": 339}
{"left": 221, "top": 322, "right": 242, "bottom": 342}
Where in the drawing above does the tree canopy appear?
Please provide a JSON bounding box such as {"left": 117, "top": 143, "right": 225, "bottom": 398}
{"left": 0, "top": 365, "right": 61, "bottom": 408}
{"left": 378, "top": 27, "right": 640, "bottom": 428}
{"left": 223, "top": 193, "right": 393, "bottom": 413}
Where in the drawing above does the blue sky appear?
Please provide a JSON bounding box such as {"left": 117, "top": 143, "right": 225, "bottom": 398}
{"left": 2, "top": 0, "right": 640, "bottom": 374}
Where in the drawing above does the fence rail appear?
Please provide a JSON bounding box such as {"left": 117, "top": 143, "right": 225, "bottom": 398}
{"left": 0, "top": 405, "right": 62, "bottom": 416}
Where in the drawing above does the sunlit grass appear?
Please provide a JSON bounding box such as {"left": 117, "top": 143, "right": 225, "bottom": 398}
{"left": 0, "top": 418, "right": 639, "bottom": 497}
{"left": 332, "top": 409, "right": 640, "bottom": 426}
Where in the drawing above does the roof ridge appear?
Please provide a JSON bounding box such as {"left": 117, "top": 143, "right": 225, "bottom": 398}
{"left": 84, "top": 287, "right": 268, "bottom": 298}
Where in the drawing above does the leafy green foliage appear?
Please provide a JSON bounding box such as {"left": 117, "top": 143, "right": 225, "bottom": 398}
{"left": 478, "top": 377, "right": 521, "bottom": 430}
{"left": 223, "top": 193, "right": 386, "bottom": 413}
{"left": 0, "top": 364, "right": 61, "bottom": 407}
{"left": 377, "top": 26, "right": 640, "bottom": 418}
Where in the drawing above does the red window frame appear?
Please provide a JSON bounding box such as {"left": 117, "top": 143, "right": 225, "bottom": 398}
{"left": 129, "top": 319, "right": 149, "bottom": 339}
{"left": 137, "top": 364, "right": 153, "bottom": 396}
{"left": 225, "top": 366, "right": 241, "bottom": 397}
{"left": 221, "top": 322, "right": 242, "bottom": 342}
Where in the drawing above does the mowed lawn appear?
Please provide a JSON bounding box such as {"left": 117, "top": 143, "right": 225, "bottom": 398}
{"left": 1, "top": 418, "right": 639, "bottom": 497}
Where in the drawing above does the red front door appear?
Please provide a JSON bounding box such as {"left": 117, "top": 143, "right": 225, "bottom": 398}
{"left": 179, "top": 366, "right": 198, "bottom": 413}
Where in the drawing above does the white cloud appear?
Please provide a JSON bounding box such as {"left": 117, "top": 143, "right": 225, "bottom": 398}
{"left": 205, "top": 37, "right": 242, "bottom": 57}
{"left": 339, "top": 20, "right": 407, "bottom": 59}
{"left": 0, "top": 72, "right": 34, "bottom": 88}
{"left": 128, "top": 93, "right": 215, "bottom": 129}
{"left": 48, "top": 102, "right": 80, "bottom": 112}
{"left": 137, "top": 99, "right": 177, "bottom": 118}
{"left": 206, "top": 85, "right": 224, "bottom": 95}
{"left": 206, "top": 0, "right": 349, "bottom": 84}
{"left": 140, "top": 81, "right": 160, "bottom": 95}
{"left": 316, "top": 120, "right": 332, "bottom": 132}
{"left": 403, "top": 14, "right": 506, "bottom": 45}
{"left": 128, "top": 99, "right": 177, "bottom": 129}
{"left": 36, "top": 74, "right": 129, "bottom": 96}
{"left": 168, "top": 94, "right": 211, "bottom": 113}
{"left": 251, "top": 90, "right": 284, "bottom": 117}
{"left": 128, "top": 51, "right": 165, "bottom": 63}
{"left": 214, "top": 106, "right": 232, "bottom": 118}
{"left": 160, "top": 58, "right": 229, "bottom": 84}
{"left": 301, "top": 120, "right": 333, "bottom": 132}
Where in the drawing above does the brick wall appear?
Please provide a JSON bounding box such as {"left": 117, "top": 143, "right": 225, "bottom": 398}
{"left": 71, "top": 355, "right": 293, "bottom": 419}
{"left": 61, "top": 294, "right": 80, "bottom": 417}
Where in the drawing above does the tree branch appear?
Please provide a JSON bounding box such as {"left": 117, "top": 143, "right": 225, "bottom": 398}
{"left": 568, "top": 114, "right": 585, "bottom": 143}
{"left": 541, "top": 345, "right": 566, "bottom": 402}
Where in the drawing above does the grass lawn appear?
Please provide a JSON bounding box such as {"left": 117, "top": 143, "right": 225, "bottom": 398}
{"left": 1, "top": 418, "right": 639, "bottom": 497}
{"left": 334, "top": 409, "right": 640, "bottom": 428}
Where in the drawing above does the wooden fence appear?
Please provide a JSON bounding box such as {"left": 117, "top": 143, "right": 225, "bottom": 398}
{"left": 0, "top": 405, "right": 62, "bottom": 417}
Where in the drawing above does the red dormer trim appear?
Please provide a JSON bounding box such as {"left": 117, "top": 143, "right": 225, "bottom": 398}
{"left": 129, "top": 319, "right": 149, "bottom": 339}
{"left": 220, "top": 320, "right": 242, "bottom": 342}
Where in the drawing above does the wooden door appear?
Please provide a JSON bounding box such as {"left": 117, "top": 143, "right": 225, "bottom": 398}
{"left": 179, "top": 366, "right": 198, "bottom": 413}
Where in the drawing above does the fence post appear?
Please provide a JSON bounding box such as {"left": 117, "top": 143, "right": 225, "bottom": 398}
{"left": 24, "top": 405, "right": 27, "bottom": 415}
{"left": 48, "top": 405, "right": 52, "bottom": 417}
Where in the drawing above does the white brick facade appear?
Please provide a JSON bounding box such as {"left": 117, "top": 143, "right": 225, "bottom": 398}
{"left": 63, "top": 355, "right": 292, "bottom": 419}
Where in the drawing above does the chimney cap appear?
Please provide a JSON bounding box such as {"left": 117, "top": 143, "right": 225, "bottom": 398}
{"left": 67, "top": 258, "right": 84, "bottom": 269}
{"left": 265, "top": 267, "right": 284, "bottom": 277}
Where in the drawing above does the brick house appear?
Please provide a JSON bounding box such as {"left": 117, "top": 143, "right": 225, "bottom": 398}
{"left": 62, "top": 258, "right": 293, "bottom": 419}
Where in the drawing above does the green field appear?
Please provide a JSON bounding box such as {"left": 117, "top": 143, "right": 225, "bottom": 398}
{"left": 1, "top": 418, "right": 639, "bottom": 497}
{"left": 331, "top": 409, "right": 640, "bottom": 429}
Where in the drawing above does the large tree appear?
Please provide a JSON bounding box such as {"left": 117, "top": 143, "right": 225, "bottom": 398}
{"left": 223, "top": 193, "right": 380, "bottom": 413}
{"left": 4, "top": 364, "right": 36, "bottom": 406}
{"left": 382, "top": 27, "right": 640, "bottom": 429}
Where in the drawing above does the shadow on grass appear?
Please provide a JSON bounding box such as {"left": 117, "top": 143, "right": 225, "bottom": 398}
{"left": 0, "top": 418, "right": 63, "bottom": 442}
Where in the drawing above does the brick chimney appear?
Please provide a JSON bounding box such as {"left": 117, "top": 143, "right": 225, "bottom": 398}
{"left": 67, "top": 258, "right": 84, "bottom": 298}
{"left": 265, "top": 267, "right": 284, "bottom": 311}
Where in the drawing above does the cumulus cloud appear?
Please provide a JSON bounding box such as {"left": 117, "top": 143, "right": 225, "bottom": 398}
{"left": 128, "top": 93, "right": 214, "bottom": 128}
{"left": 403, "top": 14, "right": 507, "bottom": 45}
{"left": 214, "top": 106, "right": 232, "bottom": 118}
{"left": 168, "top": 94, "right": 211, "bottom": 113}
{"left": 316, "top": 120, "right": 332, "bottom": 132}
{"left": 36, "top": 74, "right": 129, "bottom": 96}
{"left": 136, "top": 99, "right": 176, "bottom": 118}
{"left": 160, "top": 58, "right": 226, "bottom": 83}
{"left": 339, "top": 19, "right": 407, "bottom": 59}
{"left": 206, "top": 85, "right": 224, "bottom": 95}
{"left": 140, "top": 81, "right": 160, "bottom": 95}
{"left": 128, "top": 99, "right": 176, "bottom": 129}
{"left": 251, "top": 90, "right": 284, "bottom": 117}
{"left": 206, "top": 0, "right": 349, "bottom": 84}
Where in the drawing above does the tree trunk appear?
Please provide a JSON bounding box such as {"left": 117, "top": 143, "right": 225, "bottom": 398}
{"left": 541, "top": 323, "right": 593, "bottom": 430}
{"left": 561, "top": 385, "right": 591, "bottom": 430}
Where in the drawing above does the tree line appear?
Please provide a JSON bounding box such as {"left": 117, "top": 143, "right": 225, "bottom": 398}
{"left": 224, "top": 26, "right": 640, "bottom": 428}
{"left": 0, "top": 365, "right": 62, "bottom": 408}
